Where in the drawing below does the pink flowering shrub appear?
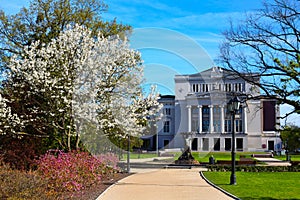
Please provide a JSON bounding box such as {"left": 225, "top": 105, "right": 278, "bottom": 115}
{"left": 96, "top": 153, "right": 120, "bottom": 170}
{"left": 36, "top": 150, "right": 119, "bottom": 192}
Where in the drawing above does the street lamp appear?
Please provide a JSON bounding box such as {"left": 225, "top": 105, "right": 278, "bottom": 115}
{"left": 227, "top": 96, "right": 241, "bottom": 185}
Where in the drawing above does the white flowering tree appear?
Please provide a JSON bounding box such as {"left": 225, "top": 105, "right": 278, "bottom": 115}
{"left": 1, "top": 25, "right": 161, "bottom": 151}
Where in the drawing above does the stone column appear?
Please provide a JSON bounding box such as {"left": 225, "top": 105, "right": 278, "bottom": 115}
{"left": 220, "top": 105, "right": 225, "bottom": 134}
{"left": 243, "top": 107, "right": 248, "bottom": 134}
{"left": 209, "top": 105, "right": 214, "bottom": 133}
{"left": 198, "top": 105, "right": 202, "bottom": 133}
{"left": 187, "top": 105, "right": 191, "bottom": 132}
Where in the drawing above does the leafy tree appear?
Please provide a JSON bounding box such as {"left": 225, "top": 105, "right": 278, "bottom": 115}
{"left": 0, "top": 0, "right": 141, "bottom": 153}
{"left": 281, "top": 125, "right": 300, "bottom": 152}
{"left": 1, "top": 25, "right": 161, "bottom": 151}
{"left": 0, "top": 0, "right": 131, "bottom": 71}
{"left": 219, "top": 0, "right": 300, "bottom": 118}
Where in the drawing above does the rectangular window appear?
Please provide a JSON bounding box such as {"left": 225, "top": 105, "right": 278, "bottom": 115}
{"left": 228, "top": 84, "right": 232, "bottom": 91}
{"left": 224, "top": 119, "right": 232, "bottom": 132}
{"left": 164, "top": 108, "right": 171, "bottom": 115}
{"left": 163, "top": 121, "right": 170, "bottom": 133}
{"left": 202, "top": 106, "right": 209, "bottom": 114}
{"left": 214, "top": 138, "right": 220, "bottom": 151}
{"left": 237, "top": 138, "right": 243, "bottom": 151}
{"left": 213, "top": 120, "right": 221, "bottom": 132}
{"left": 192, "top": 84, "right": 199, "bottom": 92}
{"left": 202, "top": 84, "right": 209, "bottom": 92}
{"left": 225, "top": 138, "right": 231, "bottom": 151}
{"left": 235, "top": 120, "right": 243, "bottom": 132}
{"left": 213, "top": 107, "right": 221, "bottom": 114}
{"left": 263, "top": 101, "right": 276, "bottom": 131}
{"left": 202, "top": 138, "right": 209, "bottom": 151}
{"left": 192, "top": 119, "right": 199, "bottom": 132}
{"left": 235, "top": 83, "right": 238, "bottom": 91}
{"left": 202, "top": 120, "right": 209, "bottom": 132}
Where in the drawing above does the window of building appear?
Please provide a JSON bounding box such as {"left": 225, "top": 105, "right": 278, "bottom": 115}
{"left": 214, "top": 138, "right": 220, "bottom": 151}
{"left": 232, "top": 83, "right": 244, "bottom": 92}
{"left": 225, "top": 83, "right": 232, "bottom": 92}
{"left": 192, "top": 84, "right": 199, "bottom": 92}
{"left": 192, "top": 107, "right": 198, "bottom": 114}
{"left": 202, "top": 106, "right": 209, "bottom": 114}
{"left": 163, "top": 121, "right": 170, "bottom": 133}
{"left": 202, "top": 138, "right": 209, "bottom": 151}
{"left": 235, "top": 119, "right": 243, "bottom": 132}
{"left": 192, "top": 119, "right": 199, "bottom": 132}
{"left": 224, "top": 119, "right": 232, "bottom": 132}
{"left": 213, "top": 107, "right": 221, "bottom": 114}
{"left": 164, "top": 140, "right": 170, "bottom": 148}
{"left": 192, "top": 138, "right": 198, "bottom": 151}
{"left": 263, "top": 101, "right": 276, "bottom": 131}
{"left": 164, "top": 108, "right": 171, "bottom": 115}
{"left": 202, "top": 120, "right": 209, "bottom": 132}
{"left": 202, "top": 84, "right": 209, "bottom": 92}
{"left": 213, "top": 120, "right": 221, "bottom": 132}
{"left": 237, "top": 138, "right": 243, "bottom": 151}
{"left": 225, "top": 138, "right": 231, "bottom": 151}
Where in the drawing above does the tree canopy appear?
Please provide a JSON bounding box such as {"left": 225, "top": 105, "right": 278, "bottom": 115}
{"left": 219, "top": 0, "right": 300, "bottom": 118}
{"left": 0, "top": 0, "right": 131, "bottom": 72}
{"left": 0, "top": 0, "right": 161, "bottom": 153}
{"left": 0, "top": 24, "right": 161, "bottom": 151}
{"left": 281, "top": 125, "right": 300, "bottom": 151}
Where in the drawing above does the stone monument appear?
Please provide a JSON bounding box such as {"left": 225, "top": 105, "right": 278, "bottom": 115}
{"left": 175, "top": 132, "right": 199, "bottom": 165}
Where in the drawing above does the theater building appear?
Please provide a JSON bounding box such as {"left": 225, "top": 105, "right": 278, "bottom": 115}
{"left": 143, "top": 67, "right": 281, "bottom": 152}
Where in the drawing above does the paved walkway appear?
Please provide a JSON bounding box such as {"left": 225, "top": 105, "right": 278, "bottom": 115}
{"left": 97, "top": 167, "right": 233, "bottom": 200}
{"left": 254, "top": 157, "right": 291, "bottom": 166}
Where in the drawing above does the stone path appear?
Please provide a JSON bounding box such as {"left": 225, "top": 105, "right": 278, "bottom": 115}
{"left": 97, "top": 168, "right": 234, "bottom": 200}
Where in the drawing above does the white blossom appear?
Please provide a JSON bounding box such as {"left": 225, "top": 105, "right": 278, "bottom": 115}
{"left": 1, "top": 24, "right": 161, "bottom": 149}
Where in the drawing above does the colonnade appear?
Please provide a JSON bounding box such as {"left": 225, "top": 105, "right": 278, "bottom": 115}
{"left": 186, "top": 105, "right": 248, "bottom": 134}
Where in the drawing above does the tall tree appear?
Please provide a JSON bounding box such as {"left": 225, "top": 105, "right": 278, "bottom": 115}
{"left": 0, "top": 0, "right": 137, "bottom": 152}
{"left": 0, "top": 0, "right": 131, "bottom": 72}
{"left": 281, "top": 125, "right": 300, "bottom": 152}
{"left": 219, "top": 0, "right": 300, "bottom": 118}
{"left": 1, "top": 25, "right": 160, "bottom": 151}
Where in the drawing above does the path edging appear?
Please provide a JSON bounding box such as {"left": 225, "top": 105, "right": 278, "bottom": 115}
{"left": 96, "top": 173, "right": 134, "bottom": 200}
{"left": 199, "top": 171, "right": 240, "bottom": 200}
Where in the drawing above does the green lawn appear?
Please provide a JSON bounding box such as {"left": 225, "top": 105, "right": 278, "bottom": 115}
{"left": 121, "top": 152, "right": 158, "bottom": 160}
{"left": 203, "top": 171, "right": 300, "bottom": 200}
{"left": 188, "top": 152, "right": 265, "bottom": 162}
{"left": 274, "top": 154, "right": 300, "bottom": 161}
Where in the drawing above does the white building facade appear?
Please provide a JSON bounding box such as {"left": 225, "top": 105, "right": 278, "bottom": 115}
{"left": 143, "top": 67, "right": 281, "bottom": 152}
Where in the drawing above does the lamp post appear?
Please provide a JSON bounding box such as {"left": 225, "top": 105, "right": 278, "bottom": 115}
{"left": 127, "top": 134, "right": 130, "bottom": 173}
{"left": 227, "top": 96, "right": 241, "bottom": 185}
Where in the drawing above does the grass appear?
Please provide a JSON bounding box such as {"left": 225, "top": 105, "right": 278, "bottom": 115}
{"left": 186, "top": 152, "right": 266, "bottom": 162}
{"left": 121, "top": 152, "right": 158, "bottom": 160}
{"left": 203, "top": 171, "right": 300, "bottom": 200}
{"left": 274, "top": 154, "right": 300, "bottom": 161}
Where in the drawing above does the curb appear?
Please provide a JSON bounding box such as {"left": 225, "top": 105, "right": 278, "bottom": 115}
{"left": 96, "top": 173, "right": 134, "bottom": 200}
{"left": 199, "top": 171, "right": 240, "bottom": 200}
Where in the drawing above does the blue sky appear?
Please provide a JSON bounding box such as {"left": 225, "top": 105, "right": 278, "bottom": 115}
{"left": 101, "top": 0, "right": 264, "bottom": 94}
{"left": 1, "top": 0, "right": 264, "bottom": 93}
{"left": 1, "top": 0, "right": 299, "bottom": 125}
